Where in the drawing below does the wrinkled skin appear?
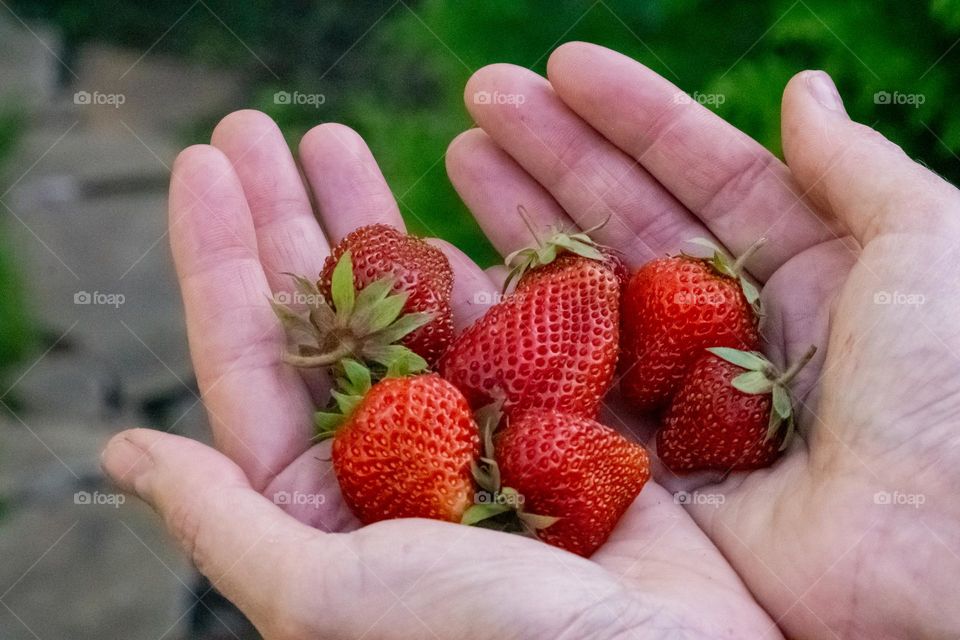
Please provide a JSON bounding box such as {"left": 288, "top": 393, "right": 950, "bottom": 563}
{"left": 102, "top": 42, "right": 960, "bottom": 639}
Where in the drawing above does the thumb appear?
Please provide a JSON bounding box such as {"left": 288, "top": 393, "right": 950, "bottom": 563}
{"left": 101, "top": 429, "right": 332, "bottom": 639}
{"left": 782, "top": 70, "right": 960, "bottom": 245}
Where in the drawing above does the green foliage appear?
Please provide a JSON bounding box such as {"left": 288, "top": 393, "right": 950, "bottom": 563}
{"left": 13, "top": 0, "right": 960, "bottom": 266}
{"left": 0, "top": 109, "right": 33, "bottom": 369}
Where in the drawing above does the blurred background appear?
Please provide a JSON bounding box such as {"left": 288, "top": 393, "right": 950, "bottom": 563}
{"left": 0, "top": 1, "right": 957, "bottom": 638}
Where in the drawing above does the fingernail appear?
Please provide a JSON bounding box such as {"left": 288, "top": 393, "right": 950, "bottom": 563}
{"left": 805, "top": 71, "right": 846, "bottom": 113}
{"left": 101, "top": 432, "right": 154, "bottom": 499}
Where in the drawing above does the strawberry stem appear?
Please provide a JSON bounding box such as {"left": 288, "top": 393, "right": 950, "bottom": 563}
{"left": 282, "top": 341, "right": 356, "bottom": 368}
{"left": 776, "top": 345, "right": 817, "bottom": 386}
{"left": 731, "top": 236, "right": 767, "bottom": 277}
{"left": 516, "top": 205, "right": 543, "bottom": 248}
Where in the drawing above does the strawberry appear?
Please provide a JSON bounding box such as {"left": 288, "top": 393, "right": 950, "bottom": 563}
{"left": 620, "top": 239, "right": 764, "bottom": 413}
{"left": 272, "top": 249, "right": 435, "bottom": 376}
{"left": 658, "top": 346, "right": 816, "bottom": 473}
{"left": 318, "top": 224, "right": 454, "bottom": 365}
{"left": 440, "top": 214, "right": 621, "bottom": 418}
{"left": 463, "top": 405, "right": 650, "bottom": 557}
{"left": 318, "top": 359, "right": 480, "bottom": 524}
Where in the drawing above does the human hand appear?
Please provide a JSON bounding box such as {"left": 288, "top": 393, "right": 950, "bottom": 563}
{"left": 447, "top": 42, "right": 960, "bottom": 639}
{"left": 101, "top": 111, "right": 778, "bottom": 638}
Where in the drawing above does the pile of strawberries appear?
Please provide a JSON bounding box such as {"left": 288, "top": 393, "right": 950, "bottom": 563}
{"left": 272, "top": 216, "right": 813, "bottom": 557}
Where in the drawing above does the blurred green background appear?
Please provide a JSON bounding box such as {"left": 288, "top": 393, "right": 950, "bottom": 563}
{"left": 3, "top": 0, "right": 960, "bottom": 365}
{"left": 13, "top": 0, "right": 960, "bottom": 276}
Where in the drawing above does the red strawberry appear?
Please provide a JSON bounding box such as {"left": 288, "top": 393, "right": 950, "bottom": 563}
{"left": 620, "top": 240, "right": 763, "bottom": 413}
{"left": 657, "top": 346, "right": 816, "bottom": 473}
{"left": 318, "top": 224, "right": 454, "bottom": 364}
{"left": 272, "top": 249, "right": 436, "bottom": 376}
{"left": 464, "top": 407, "right": 650, "bottom": 557}
{"left": 318, "top": 360, "right": 480, "bottom": 524}
{"left": 440, "top": 217, "right": 621, "bottom": 418}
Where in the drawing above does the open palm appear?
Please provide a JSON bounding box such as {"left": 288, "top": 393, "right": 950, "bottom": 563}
{"left": 102, "top": 109, "right": 778, "bottom": 637}
{"left": 446, "top": 43, "right": 960, "bottom": 639}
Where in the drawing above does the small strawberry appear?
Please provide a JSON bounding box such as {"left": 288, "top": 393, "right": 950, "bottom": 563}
{"left": 657, "top": 346, "right": 816, "bottom": 473}
{"left": 440, "top": 211, "right": 621, "bottom": 418}
{"left": 620, "top": 239, "right": 764, "bottom": 413}
{"left": 318, "top": 359, "right": 480, "bottom": 524}
{"left": 463, "top": 404, "right": 650, "bottom": 557}
{"left": 318, "top": 224, "right": 454, "bottom": 365}
{"left": 272, "top": 249, "right": 434, "bottom": 376}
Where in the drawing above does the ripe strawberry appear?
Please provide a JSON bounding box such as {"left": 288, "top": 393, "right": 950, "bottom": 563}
{"left": 318, "top": 224, "right": 454, "bottom": 365}
{"left": 318, "top": 359, "right": 480, "bottom": 524}
{"left": 463, "top": 406, "right": 650, "bottom": 557}
{"left": 440, "top": 216, "right": 621, "bottom": 418}
{"left": 620, "top": 240, "right": 764, "bottom": 413}
{"left": 658, "top": 346, "right": 816, "bottom": 473}
{"left": 272, "top": 249, "right": 435, "bottom": 376}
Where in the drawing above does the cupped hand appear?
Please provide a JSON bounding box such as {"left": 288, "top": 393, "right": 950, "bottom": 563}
{"left": 101, "top": 111, "right": 778, "bottom": 638}
{"left": 447, "top": 42, "right": 960, "bottom": 640}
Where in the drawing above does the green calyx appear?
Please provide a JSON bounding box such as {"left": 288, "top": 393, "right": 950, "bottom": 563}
{"left": 686, "top": 237, "right": 765, "bottom": 311}
{"left": 460, "top": 399, "right": 560, "bottom": 534}
{"left": 708, "top": 345, "right": 818, "bottom": 450}
{"left": 313, "top": 358, "right": 372, "bottom": 439}
{"left": 270, "top": 250, "right": 432, "bottom": 375}
{"left": 502, "top": 205, "right": 608, "bottom": 293}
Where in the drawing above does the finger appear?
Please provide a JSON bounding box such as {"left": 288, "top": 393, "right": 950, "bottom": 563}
{"left": 262, "top": 439, "right": 360, "bottom": 533}
{"left": 446, "top": 128, "right": 579, "bottom": 259}
{"left": 102, "top": 430, "right": 646, "bottom": 639}
{"left": 592, "top": 481, "right": 777, "bottom": 637}
{"left": 782, "top": 70, "right": 960, "bottom": 245}
{"left": 299, "top": 123, "right": 405, "bottom": 243}
{"left": 546, "top": 42, "right": 839, "bottom": 281}
{"left": 426, "top": 238, "right": 498, "bottom": 332}
{"left": 465, "top": 63, "right": 709, "bottom": 263}
{"left": 169, "top": 146, "right": 314, "bottom": 490}
{"left": 101, "top": 429, "right": 331, "bottom": 639}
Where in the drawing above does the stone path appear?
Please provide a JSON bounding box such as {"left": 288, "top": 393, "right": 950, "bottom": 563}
{"left": 0, "top": 14, "right": 258, "bottom": 640}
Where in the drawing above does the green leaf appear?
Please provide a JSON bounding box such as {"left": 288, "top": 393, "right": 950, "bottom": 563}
{"left": 461, "top": 503, "right": 512, "bottom": 526}
{"left": 371, "top": 311, "right": 433, "bottom": 345}
{"left": 772, "top": 385, "right": 792, "bottom": 419}
{"left": 731, "top": 370, "right": 774, "bottom": 394}
{"left": 353, "top": 276, "right": 395, "bottom": 311}
{"left": 269, "top": 300, "right": 316, "bottom": 339}
{"left": 332, "top": 389, "right": 361, "bottom": 417}
{"left": 365, "top": 292, "right": 410, "bottom": 333}
{"left": 707, "top": 347, "right": 768, "bottom": 371}
{"left": 314, "top": 411, "right": 344, "bottom": 436}
{"left": 330, "top": 251, "right": 356, "bottom": 318}
{"left": 565, "top": 239, "right": 605, "bottom": 261}
{"left": 364, "top": 344, "right": 428, "bottom": 376}
{"left": 739, "top": 276, "right": 762, "bottom": 306}
{"left": 765, "top": 409, "right": 783, "bottom": 442}
{"left": 518, "top": 512, "right": 560, "bottom": 531}
{"left": 340, "top": 358, "right": 372, "bottom": 396}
